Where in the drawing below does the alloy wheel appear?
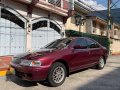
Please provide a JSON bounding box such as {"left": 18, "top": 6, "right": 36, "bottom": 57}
{"left": 52, "top": 66, "right": 65, "bottom": 83}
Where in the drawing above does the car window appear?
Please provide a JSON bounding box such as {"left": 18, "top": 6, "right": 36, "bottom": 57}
{"left": 86, "top": 39, "right": 100, "bottom": 48}
{"left": 75, "top": 38, "right": 88, "bottom": 49}
{"left": 44, "top": 38, "right": 72, "bottom": 49}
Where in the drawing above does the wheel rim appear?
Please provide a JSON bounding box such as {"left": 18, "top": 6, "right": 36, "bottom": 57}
{"left": 52, "top": 66, "right": 65, "bottom": 83}
{"left": 100, "top": 58, "right": 104, "bottom": 68}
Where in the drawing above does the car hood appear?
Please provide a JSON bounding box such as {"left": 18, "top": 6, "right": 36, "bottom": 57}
{"left": 14, "top": 48, "right": 55, "bottom": 60}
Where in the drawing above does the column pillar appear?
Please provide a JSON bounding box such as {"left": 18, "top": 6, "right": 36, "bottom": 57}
{"left": 26, "top": 0, "right": 39, "bottom": 52}
{"left": 86, "top": 18, "right": 93, "bottom": 34}
{"left": 26, "top": 15, "right": 32, "bottom": 52}
{"left": 63, "top": 17, "right": 69, "bottom": 38}
{"left": 61, "top": 0, "right": 63, "bottom": 9}
{"left": 62, "top": 23, "right": 66, "bottom": 38}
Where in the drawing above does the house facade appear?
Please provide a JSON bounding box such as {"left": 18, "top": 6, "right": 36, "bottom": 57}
{"left": 65, "top": 1, "right": 120, "bottom": 54}
{"left": 65, "top": 0, "right": 91, "bottom": 33}
{"left": 87, "top": 10, "right": 120, "bottom": 54}
{"left": 0, "top": 0, "right": 72, "bottom": 56}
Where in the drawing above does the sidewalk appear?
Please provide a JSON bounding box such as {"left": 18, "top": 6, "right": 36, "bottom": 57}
{"left": 0, "top": 56, "right": 13, "bottom": 76}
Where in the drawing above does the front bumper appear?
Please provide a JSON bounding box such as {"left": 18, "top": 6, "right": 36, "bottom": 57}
{"left": 10, "top": 63, "right": 50, "bottom": 81}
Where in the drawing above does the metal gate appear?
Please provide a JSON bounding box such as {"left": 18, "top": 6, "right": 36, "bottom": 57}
{"left": 32, "top": 18, "right": 62, "bottom": 51}
{"left": 0, "top": 7, "right": 26, "bottom": 56}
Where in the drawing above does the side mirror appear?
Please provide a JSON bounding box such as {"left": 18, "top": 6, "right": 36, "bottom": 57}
{"left": 73, "top": 45, "right": 86, "bottom": 49}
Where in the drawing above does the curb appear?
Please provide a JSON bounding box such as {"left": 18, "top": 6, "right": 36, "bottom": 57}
{"left": 0, "top": 56, "right": 13, "bottom": 76}
{"left": 0, "top": 68, "right": 14, "bottom": 76}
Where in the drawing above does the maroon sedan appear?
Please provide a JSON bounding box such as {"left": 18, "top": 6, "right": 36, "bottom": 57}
{"left": 10, "top": 37, "right": 108, "bottom": 87}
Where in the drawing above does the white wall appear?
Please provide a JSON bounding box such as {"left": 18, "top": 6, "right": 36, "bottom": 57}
{"left": 0, "top": 0, "right": 65, "bottom": 52}
{"left": 111, "top": 39, "right": 120, "bottom": 54}
{"left": 4, "top": 0, "right": 27, "bottom": 18}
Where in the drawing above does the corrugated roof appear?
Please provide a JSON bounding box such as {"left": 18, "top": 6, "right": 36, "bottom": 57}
{"left": 74, "top": 1, "right": 91, "bottom": 14}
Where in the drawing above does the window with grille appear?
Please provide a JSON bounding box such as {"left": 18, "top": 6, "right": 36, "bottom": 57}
{"left": 48, "top": 0, "right": 61, "bottom": 7}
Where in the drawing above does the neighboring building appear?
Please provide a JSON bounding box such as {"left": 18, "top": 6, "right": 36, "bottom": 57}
{"left": 65, "top": 0, "right": 91, "bottom": 33}
{"left": 65, "top": 1, "right": 120, "bottom": 54}
{"left": 0, "top": 0, "right": 72, "bottom": 56}
{"left": 87, "top": 8, "right": 120, "bottom": 54}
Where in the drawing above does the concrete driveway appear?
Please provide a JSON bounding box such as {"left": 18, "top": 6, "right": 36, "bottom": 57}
{"left": 0, "top": 55, "right": 120, "bottom": 90}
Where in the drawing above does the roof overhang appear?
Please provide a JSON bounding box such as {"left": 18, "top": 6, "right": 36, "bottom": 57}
{"left": 92, "top": 16, "right": 107, "bottom": 25}
{"left": 74, "top": 1, "right": 91, "bottom": 14}
{"left": 14, "top": 0, "right": 68, "bottom": 17}
{"left": 89, "top": 16, "right": 120, "bottom": 27}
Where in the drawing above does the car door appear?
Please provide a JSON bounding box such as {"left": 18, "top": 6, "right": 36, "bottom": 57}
{"left": 72, "top": 38, "right": 90, "bottom": 71}
{"left": 86, "top": 39, "right": 101, "bottom": 64}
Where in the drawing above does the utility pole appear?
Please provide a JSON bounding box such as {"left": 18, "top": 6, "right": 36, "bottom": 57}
{"left": 107, "top": 0, "right": 111, "bottom": 39}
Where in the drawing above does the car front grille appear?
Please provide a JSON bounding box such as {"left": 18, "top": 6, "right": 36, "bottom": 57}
{"left": 15, "top": 70, "right": 25, "bottom": 78}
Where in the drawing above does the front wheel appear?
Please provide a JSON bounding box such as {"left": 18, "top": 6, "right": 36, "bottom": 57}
{"left": 96, "top": 57, "right": 105, "bottom": 70}
{"left": 47, "top": 62, "right": 67, "bottom": 87}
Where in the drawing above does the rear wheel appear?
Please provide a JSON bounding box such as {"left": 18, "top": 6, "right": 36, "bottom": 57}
{"left": 47, "top": 62, "right": 67, "bottom": 87}
{"left": 96, "top": 57, "right": 105, "bottom": 70}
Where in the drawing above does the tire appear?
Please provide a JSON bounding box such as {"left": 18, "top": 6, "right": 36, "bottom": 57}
{"left": 96, "top": 57, "right": 105, "bottom": 70}
{"left": 47, "top": 62, "right": 67, "bottom": 87}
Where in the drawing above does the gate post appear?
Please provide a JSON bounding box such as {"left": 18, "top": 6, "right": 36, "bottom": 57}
{"left": 63, "top": 17, "right": 68, "bottom": 38}
{"left": 62, "top": 24, "right": 66, "bottom": 38}
{"left": 26, "top": 15, "right": 32, "bottom": 52}
{"left": 26, "top": 0, "right": 39, "bottom": 52}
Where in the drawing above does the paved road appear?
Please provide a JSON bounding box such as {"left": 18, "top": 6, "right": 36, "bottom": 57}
{"left": 0, "top": 55, "right": 120, "bottom": 90}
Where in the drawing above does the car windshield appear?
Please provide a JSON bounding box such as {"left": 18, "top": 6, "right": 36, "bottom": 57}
{"left": 44, "top": 38, "right": 72, "bottom": 49}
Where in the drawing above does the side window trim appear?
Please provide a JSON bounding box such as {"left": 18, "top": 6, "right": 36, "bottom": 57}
{"left": 86, "top": 38, "right": 100, "bottom": 49}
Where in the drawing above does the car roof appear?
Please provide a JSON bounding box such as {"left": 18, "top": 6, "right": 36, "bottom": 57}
{"left": 65, "top": 37, "right": 91, "bottom": 40}
{"left": 59, "top": 37, "right": 95, "bottom": 41}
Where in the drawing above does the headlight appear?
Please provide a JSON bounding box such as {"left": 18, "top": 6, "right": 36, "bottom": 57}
{"left": 20, "top": 60, "right": 42, "bottom": 67}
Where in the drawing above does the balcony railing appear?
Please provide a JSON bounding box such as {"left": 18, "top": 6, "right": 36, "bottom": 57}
{"left": 48, "top": 0, "right": 61, "bottom": 8}
{"left": 23, "top": 0, "right": 70, "bottom": 10}
{"left": 42, "top": 0, "right": 69, "bottom": 10}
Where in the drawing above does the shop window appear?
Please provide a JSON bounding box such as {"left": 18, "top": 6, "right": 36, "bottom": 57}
{"left": 32, "top": 21, "right": 47, "bottom": 30}
{"left": 1, "top": 8, "right": 25, "bottom": 29}
{"left": 114, "top": 30, "right": 117, "bottom": 35}
{"left": 50, "top": 22, "right": 60, "bottom": 33}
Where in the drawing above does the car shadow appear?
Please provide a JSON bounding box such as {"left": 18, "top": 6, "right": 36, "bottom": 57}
{"left": 6, "top": 74, "right": 52, "bottom": 87}
{"left": 6, "top": 74, "right": 38, "bottom": 87}
{"left": 75, "top": 67, "right": 120, "bottom": 90}
{"left": 5, "top": 67, "right": 93, "bottom": 87}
